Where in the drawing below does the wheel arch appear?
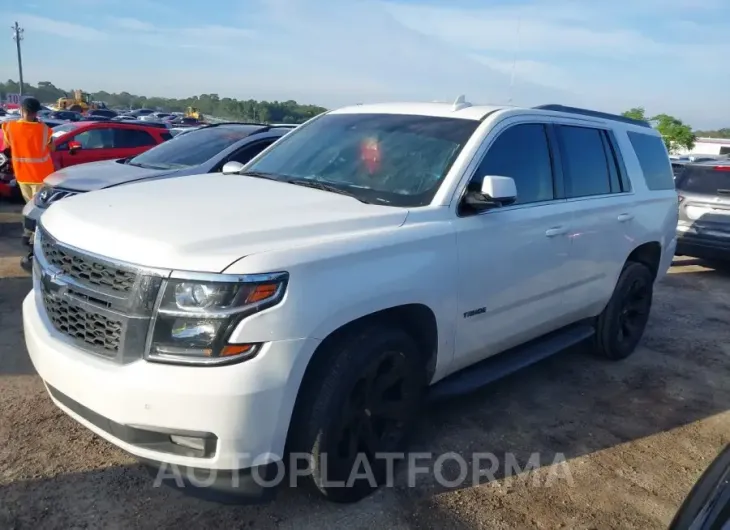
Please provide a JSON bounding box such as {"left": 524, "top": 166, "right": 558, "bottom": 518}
{"left": 284, "top": 303, "right": 439, "bottom": 452}
{"left": 626, "top": 240, "right": 662, "bottom": 279}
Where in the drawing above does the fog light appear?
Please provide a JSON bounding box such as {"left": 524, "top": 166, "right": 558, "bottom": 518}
{"left": 170, "top": 435, "right": 206, "bottom": 452}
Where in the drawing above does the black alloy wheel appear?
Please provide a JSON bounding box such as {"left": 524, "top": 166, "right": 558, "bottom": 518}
{"left": 291, "top": 325, "right": 426, "bottom": 503}
{"left": 594, "top": 261, "right": 654, "bottom": 360}
{"left": 616, "top": 275, "right": 652, "bottom": 348}
{"left": 334, "top": 349, "right": 416, "bottom": 464}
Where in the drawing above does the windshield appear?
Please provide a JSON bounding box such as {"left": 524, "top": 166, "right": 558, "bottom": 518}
{"left": 51, "top": 123, "right": 79, "bottom": 138}
{"left": 245, "top": 113, "right": 478, "bottom": 207}
{"left": 127, "top": 126, "right": 252, "bottom": 169}
{"left": 677, "top": 166, "right": 730, "bottom": 195}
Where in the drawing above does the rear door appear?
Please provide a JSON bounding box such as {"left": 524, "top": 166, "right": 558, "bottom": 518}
{"left": 677, "top": 165, "right": 730, "bottom": 238}
{"left": 554, "top": 123, "right": 637, "bottom": 320}
{"left": 112, "top": 128, "right": 159, "bottom": 159}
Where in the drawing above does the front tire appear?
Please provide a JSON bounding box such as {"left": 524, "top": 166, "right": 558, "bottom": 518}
{"left": 290, "top": 324, "right": 426, "bottom": 503}
{"left": 594, "top": 261, "right": 654, "bottom": 360}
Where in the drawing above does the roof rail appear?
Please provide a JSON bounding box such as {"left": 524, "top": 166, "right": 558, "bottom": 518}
{"left": 533, "top": 104, "right": 652, "bottom": 128}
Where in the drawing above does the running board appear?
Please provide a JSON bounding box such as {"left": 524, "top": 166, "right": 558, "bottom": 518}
{"left": 428, "top": 323, "right": 595, "bottom": 402}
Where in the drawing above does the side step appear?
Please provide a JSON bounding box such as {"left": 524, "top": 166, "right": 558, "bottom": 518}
{"left": 428, "top": 323, "right": 595, "bottom": 402}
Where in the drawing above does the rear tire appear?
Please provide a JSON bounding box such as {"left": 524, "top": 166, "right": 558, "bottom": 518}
{"left": 594, "top": 261, "right": 654, "bottom": 360}
{"left": 290, "top": 324, "right": 426, "bottom": 503}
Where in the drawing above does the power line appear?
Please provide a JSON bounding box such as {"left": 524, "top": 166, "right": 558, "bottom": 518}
{"left": 12, "top": 21, "right": 25, "bottom": 97}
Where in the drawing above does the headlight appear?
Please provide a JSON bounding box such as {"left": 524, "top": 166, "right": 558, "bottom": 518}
{"left": 145, "top": 272, "right": 288, "bottom": 366}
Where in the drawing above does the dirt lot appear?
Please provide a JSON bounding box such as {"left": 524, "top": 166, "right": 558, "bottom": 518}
{"left": 0, "top": 201, "right": 728, "bottom": 530}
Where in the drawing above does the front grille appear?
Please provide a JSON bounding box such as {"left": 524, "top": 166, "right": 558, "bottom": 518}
{"left": 37, "top": 189, "right": 78, "bottom": 208}
{"left": 41, "top": 236, "right": 137, "bottom": 293}
{"left": 42, "top": 291, "right": 122, "bottom": 354}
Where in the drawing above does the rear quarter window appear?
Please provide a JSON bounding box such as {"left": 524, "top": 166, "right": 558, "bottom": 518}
{"left": 627, "top": 132, "right": 674, "bottom": 190}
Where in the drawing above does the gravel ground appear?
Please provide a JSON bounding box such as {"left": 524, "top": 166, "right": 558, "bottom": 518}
{"left": 0, "top": 202, "right": 728, "bottom": 530}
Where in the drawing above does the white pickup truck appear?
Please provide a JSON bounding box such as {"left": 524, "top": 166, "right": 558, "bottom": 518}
{"left": 24, "top": 98, "right": 678, "bottom": 503}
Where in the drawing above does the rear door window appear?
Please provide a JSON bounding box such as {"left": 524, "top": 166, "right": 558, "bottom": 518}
{"left": 114, "top": 128, "right": 157, "bottom": 148}
{"left": 677, "top": 166, "right": 730, "bottom": 196}
{"left": 557, "top": 125, "right": 613, "bottom": 198}
{"left": 627, "top": 132, "right": 674, "bottom": 190}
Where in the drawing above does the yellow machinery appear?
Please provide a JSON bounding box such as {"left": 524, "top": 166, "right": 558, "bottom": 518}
{"left": 56, "top": 90, "right": 100, "bottom": 113}
{"left": 185, "top": 107, "right": 202, "bottom": 120}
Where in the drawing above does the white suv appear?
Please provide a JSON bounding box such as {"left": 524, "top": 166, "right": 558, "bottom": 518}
{"left": 24, "top": 99, "right": 678, "bottom": 503}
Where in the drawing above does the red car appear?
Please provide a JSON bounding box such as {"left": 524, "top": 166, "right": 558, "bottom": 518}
{"left": 0, "top": 121, "right": 172, "bottom": 199}
{"left": 47, "top": 121, "right": 172, "bottom": 169}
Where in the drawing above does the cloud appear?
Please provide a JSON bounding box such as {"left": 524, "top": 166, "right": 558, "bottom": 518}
{"left": 10, "top": 0, "right": 729, "bottom": 128}
{"left": 109, "top": 17, "right": 156, "bottom": 31}
{"left": 105, "top": 17, "right": 255, "bottom": 49}
{"left": 9, "top": 14, "right": 106, "bottom": 41}
{"left": 471, "top": 56, "right": 574, "bottom": 92}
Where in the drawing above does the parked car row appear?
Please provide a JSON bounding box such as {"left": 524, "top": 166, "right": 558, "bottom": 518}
{"left": 0, "top": 120, "right": 172, "bottom": 202}
{"left": 22, "top": 99, "right": 681, "bottom": 504}
{"left": 21, "top": 122, "right": 296, "bottom": 240}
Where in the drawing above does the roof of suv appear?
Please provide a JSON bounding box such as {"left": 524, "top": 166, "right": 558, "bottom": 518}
{"left": 331, "top": 99, "right": 653, "bottom": 129}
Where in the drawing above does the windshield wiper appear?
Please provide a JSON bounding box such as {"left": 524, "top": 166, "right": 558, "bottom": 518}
{"left": 285, "top": 178, "right": 372, "bottom": 203}
{"left": 239, "top": 171, "right": 283, "bottom": 181}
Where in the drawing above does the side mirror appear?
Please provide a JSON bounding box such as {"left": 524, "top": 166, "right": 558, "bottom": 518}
{"left": 68, "top": 141, "right": 82, "bottom": 154}
{"left": 221, "top": 161, "right": 245, "bottom": 175}
{"left": 463, "top": 175, "right": 517, "bottom": 212}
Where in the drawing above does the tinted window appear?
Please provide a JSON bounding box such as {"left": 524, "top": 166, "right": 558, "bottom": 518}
{"left": 229, "top": 139, "right": 276, "bottom": 164}
{"left": 559, "top": 126, "right": 611, "bottom": 197}
{"left": 676, "top": 166, "right": 730, "bottom": 195}
{"left": 247, "top": 113, "right": 479, "bottom": 207}
{"left": 115, "top": 128, "right": 157, "bottom": 148}
{"left": 472, "top": 123, "right": 554, "bottom": 204}
{"left": 72, "top": 127, "right": 115, "bottom": 149}
{"left": 627, "top": 132, "right": 674, "bottom": 190}
{"left": 128, "top": 126, "right": 254, "bottom": 169}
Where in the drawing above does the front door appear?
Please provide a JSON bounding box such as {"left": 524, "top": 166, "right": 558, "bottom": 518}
{"left": 453, "top": 121, "right": 574, "bottom": 370}
{"left": 58, "top": 126, "right": 117, "bottom": 168}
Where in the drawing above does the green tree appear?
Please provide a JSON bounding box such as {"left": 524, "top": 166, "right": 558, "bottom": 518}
{"left": 694, "top": 128, "right": 730, "bottom": 139}
{"left": 0, "top": 79, "right": 327, "bottom": 124}
{"left": 651, "top": 114, "right": 696, "bottom": 153}
{"left": 622, "top": 107, "right": 647, "bottom": 121}
{"left": 622, "top": 107, "right": 696, "bottom": 154}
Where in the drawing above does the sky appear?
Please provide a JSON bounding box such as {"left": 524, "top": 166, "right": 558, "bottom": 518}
{"left": 1, "top": 0, "right": 728, "bottom": 128}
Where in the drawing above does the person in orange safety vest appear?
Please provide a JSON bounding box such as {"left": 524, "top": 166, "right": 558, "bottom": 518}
{"left": 1, "top": 97, "right": 56, "bottom": 202}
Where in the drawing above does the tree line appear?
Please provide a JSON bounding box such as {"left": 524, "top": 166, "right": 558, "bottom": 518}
{"left": 621, "top": 107, "right": 699, "bottom": 154}
{"left": 0, "top": 80, "right": 327, "bottom": 124}
{"left": 1, "top": 81, "right": 725, "bottom": 152}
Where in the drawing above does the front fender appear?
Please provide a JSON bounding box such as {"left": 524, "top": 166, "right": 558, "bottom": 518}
{"left": 226, "top": 224, "right": 459, "bottom": 380}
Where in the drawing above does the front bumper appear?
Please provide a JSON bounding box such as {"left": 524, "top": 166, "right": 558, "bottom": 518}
{"left": 24, "top": 291, "right": 319, "bottom": 497}
{"left": 22, "top": 200, "right": 41, "bottom": 247}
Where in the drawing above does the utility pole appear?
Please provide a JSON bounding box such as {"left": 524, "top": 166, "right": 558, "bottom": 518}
{"left": 12, "top": 21, "right": 25, "bottom": 96}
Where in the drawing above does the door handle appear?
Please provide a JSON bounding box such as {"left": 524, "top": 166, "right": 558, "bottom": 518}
{"left": 545, "top": 226, "right": 567, "bottom": 237}
{"left": 617, "top": 213, "right": 634, "bottom": 222}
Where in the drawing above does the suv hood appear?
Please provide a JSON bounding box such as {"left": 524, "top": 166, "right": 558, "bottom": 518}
{"left": 45, "top": 159, "right": 177, "bottom": 191}
{"left": 40, "top": 174, "right": 408, "bottom": 272}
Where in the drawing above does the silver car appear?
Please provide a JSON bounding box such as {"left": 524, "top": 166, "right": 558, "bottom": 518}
{"left": 22, "top": 123, "right": 296, "bottom": 251}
